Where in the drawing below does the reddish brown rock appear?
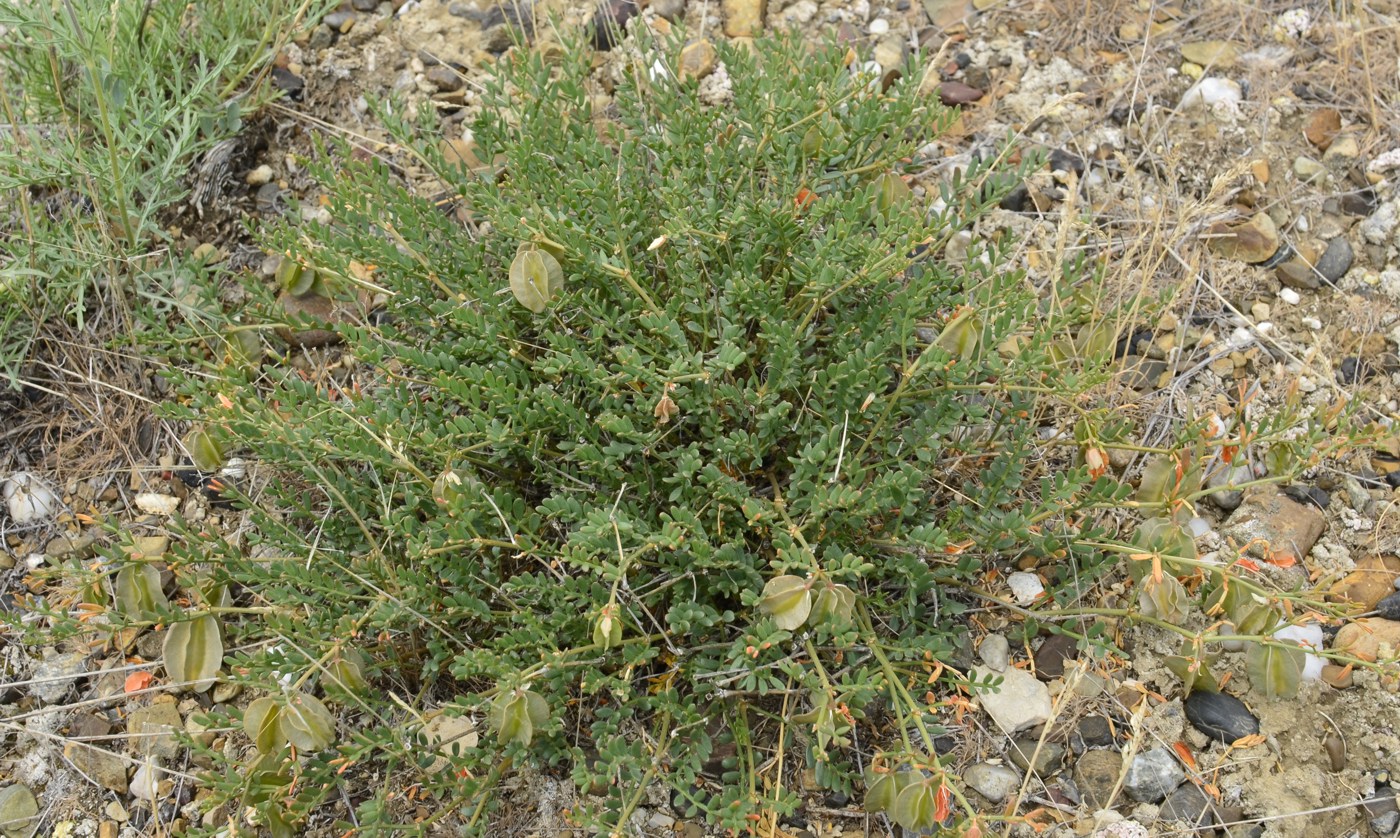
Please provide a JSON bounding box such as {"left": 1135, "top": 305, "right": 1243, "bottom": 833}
{"left": 1328, "top": 554, "right": 1400, "bottom": 612}
{"left": 1220, "top": 486, "right": 1325, "bottom": 565}
{"left": 1304, "top": 108, "right": 1341, "bottom": 151}
{"left": 938, "top": 80, "right": 984, "bottom": 106}
{"left": 1332, "top": 618, "right": 1400, "bottom": 662}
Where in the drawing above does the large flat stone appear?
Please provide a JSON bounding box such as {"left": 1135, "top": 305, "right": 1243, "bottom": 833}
{"left": 975, "top": 666, "right": 1052, "bottom": 734}
{"left": 1221, "top": 487, "right": 1325, "bottom": 565}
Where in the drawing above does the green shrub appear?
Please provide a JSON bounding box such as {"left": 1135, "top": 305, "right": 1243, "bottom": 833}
{"left": 154, "top": 30, "right": 1350, "bottom": 836}
{"left": 0, "top": 0, "right": 318, "bottom": 385}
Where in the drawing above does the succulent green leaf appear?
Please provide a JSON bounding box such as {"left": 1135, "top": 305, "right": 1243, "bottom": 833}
{"left": 800, "top": 124, "right": 823, "bottom": 158}
{"left": 280, "top": 691, "right": 336, "bottom": 751}
{"left": 758, "top": 575, "right": 812, "bottom": 630}
{"left": 114, "top": 563, "right": 169, "bottom": 620}
{"left": 163, "top": 614, "right": 223, "bottom": 692}
{"left": 1246, "top": 640, "right": 1304, "bottom": 700}
{"left": 509, "top": 247, "right": 564, "bottom": 313}
{"left": 244, "top": 697, "right": 285, "bottom": 753}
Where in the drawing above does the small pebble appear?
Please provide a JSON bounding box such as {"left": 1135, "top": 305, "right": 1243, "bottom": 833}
{"left": 938, "top": 80, "right": 984, "bottom": 105}
{"left": 1184, "top": 690, "right": 1259, "bottom": 744}
{"left": 979, "top": 634, "right": 1010, "bottom": 672}
{"left": 245, "top": 165, "right": 274, "bottom": 186}
{"left": 1375, "top": 591, "right": 1400, "bottom": 621}
{"left": 1323, "top": 732, "right": 1346, "bottom": 771}
{"left": 1007, "top": 571, "right": 1044, "bottom": 605}
{"left": 867, "top": 17, "right": 889, "bottom": 34}
{"left": 1278, "top": 287, "right": 1300, "bottom": 304}
{"left": 1314, "top": 237, "right": 1353, "bottom": 283}
{"left": 1301, "top": 316, "right": 1322, "bottom": 330}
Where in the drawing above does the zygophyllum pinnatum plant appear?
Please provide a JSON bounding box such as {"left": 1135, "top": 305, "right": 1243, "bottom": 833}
{"left": 153, "top": 27, "right": 1365, "bottom": 837}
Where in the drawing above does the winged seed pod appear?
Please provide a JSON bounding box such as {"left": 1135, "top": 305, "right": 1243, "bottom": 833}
{"left": 432, "top": 467, "right": 481, "bottom": 510}
{"left": 491, "top": 687, "right": 549, "bottom": 747}
{"left": 163, "top": 614, "right": 223, "bottom": 692}
{"left": 891, "top": 777, "right": 945, "bottom": 831}
{"left": 593, "top": 606, "right": 623, "bottom": 649}
{"left": 809, "top": 582, "right": 856, "bottom": 626}
{"left": 280, "top": 691, "right": 337, "bottom": 751}
{"left": 509, "top": 246, "right": 564, "bottom": 313}
{"left": 936, "top": 307, "right": 982, "bottom": 360}
{"left": 183, "top": 426, "right": 225, "bottom": 472}
{"left": 864, "top": 769, "right": 902, "bottom": 814}
{"left": 244, "top": 696, "right": 285, "bottom": 753}
{"left": 276, "top": 257, "right": 316, "bottom": 296}
{"left": 115, "top": 563, "right": 169, "bottom": 620}
{"left": 870, "top": 171, "right": 912, "bottom": 221}
{"left": 1246, "top": 640, "right": 1304, "bottom": 699}
{"left": 758, "top": 575, "right": 813, "bottom": 630}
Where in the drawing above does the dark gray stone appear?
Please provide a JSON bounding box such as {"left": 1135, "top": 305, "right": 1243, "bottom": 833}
{"left": 1073, "top": 749, "right": 1123, "bottom": 810}
{"left": 1124, "top": 747, "right": 1185, "bottom": 803}
{"left": 425, "top": 65, "right": 463, "bottom": 92}
{"left": 1159, "top": 782, "right": 1215, "bottom": 826}
{"left": 1315, "top": 237, "right": 1353, "bottom": 283}
{"left": 1185, "top": 691, "right": 1258, "bottom": 744}
{"left": 1075, "top": 715, "right": 1115, "bottom": 750}
{"left": 1007, "top": 735, "right": 1066, "bottom": 775}
{"left": 308, "top": 23, "right": 335, "bottom": 50}
{"left": 1376, "top": 591, "right": 1400, "bottom": 621}
{"left": 324, "top": 10, "right": 355, "bottom": 31}
{"left": 1034, "top": 633, "right": 1079, "bottom": 680}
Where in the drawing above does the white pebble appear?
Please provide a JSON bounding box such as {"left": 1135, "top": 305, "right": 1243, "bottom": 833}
{"left": 134, "top": 493, "right": 180, "bottom": 516}
{"left": 1301, "top": 316, "right": 1322, "bottom": 330}
{"left": 1180, "top": 78, "right": 1242, "bottom": 117}
{"left": 867, "top": 17, "right": 889, "bottom": 34}
{"left": 1273, "top": 623, "right": 1325, "bottom": 681}
{"left": 244, "top": 165, "right": 274, "bottom": 186}
{"left": 1278, "top": 287, "right": 1301, "bottom": 304}
{"left": 1007, "top": 572, "right": 1045, "bottom": 606}
{"left": 1227, "top": 326, "right": 1255, "bottom": 348}
{"left": 3, "top": 472, "right": 60, "bottom": 525}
